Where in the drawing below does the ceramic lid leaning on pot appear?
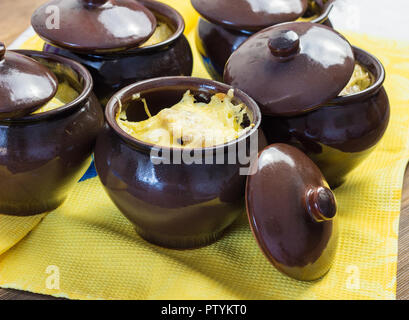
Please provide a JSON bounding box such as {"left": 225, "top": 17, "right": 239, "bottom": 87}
{"left": 31, "top": 0, "right": 157, "bottom": 53}
{"left": 191, "top": 0, "right": 308, "bottom": 32}
{"left": 224, "top": 22, "right": 355, "bottom": 116}
{"left": 0, "top": 42, "right": 58, "bottom": 120}
{"left": 246, "top": 143, "right": 338, "bottom": 281}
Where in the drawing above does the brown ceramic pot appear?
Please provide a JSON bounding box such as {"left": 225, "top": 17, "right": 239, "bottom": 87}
{"left": 224, "top": 19, "right": 390, "bottom": 188}
{"left": 94, "top": 77, "right": 264, "bottom": 249}
{"left": 261, "top": 47, "right": 389, "bottom": 187}
{"left": 34, "top": 0, "right": 193, "bottom": 106}
{"left": 246, "top": 143, "right": 338, "bottom": 281}
{"left": 194, "top": 0, "right": 335, "bottom": 81}
{"left": 0, "top": 50, "right": 104, "bottom": 216}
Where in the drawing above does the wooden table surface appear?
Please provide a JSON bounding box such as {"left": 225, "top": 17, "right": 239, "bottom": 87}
{"left": 0, "top": 0, "right": 408, "bottom": 300}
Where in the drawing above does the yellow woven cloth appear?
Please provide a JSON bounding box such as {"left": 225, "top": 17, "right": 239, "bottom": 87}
{"left": 1, "top": 1, "right": 409, "bottom": 299}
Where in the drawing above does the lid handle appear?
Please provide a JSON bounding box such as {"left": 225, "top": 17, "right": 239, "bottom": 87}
{"left": 0, "top": 42, "right": 5, "bottom": 60}
{"left": 268, "top": 30, "right": 300, "bottom": 59}
{"left": 305, "top": 186, "right": 337, "bottom": 222}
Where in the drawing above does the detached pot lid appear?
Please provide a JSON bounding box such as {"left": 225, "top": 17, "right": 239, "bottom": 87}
{"left": 191, "top": 0, "right": 308, "bottom": 31}
{"left": 0, "top": 43, "right": 58, "bottom": 120}
{"left": 31, "top": 0, "right": 157, "bottom": 52}
{"left": 224, "top": 22, "right": 355, "bottom": 116}
{"left": 246, "top": 144, "right": 338, "bottom": 280}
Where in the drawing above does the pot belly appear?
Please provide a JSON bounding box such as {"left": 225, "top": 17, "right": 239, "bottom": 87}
{"left": 262, "top": 88, "right": 390, "bottom": 188}
{"left": 0, "top": 96, "right": 104, "bottom": 216}
{"left": 94, "top": 126, "right": 247, "bottom": 249}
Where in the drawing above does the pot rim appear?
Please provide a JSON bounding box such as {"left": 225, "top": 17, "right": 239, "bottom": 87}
{"left": 329, "top": 45, "right": 386, "bottom": 104}
{"left": 104, "top": 76, "right": 262, "bottom": 153}
{"left": 129, "top": 0, "right": 185, "bottom": 53}
{"left": 34, "top": 0, "right": 185, "bottom": 55}
{"left": 310, "top": 0, "right": 334, "bottom": 25}
{"left": 1, "top": 50, "right": 93, "bottom": 123}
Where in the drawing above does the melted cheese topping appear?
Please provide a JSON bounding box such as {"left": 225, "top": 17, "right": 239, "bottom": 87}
{"left": 141, "top": 22, "right": 174, "bottom": 47}
{"left": 32, "top": 81, "right": 79, "bottom": 114}
{"left": 340, "top": 63, "right": 373, "bottom": 96}
{"left": 116, "top": 90, "right": 253, "bottom": 148}
{"left": 297, "top": 15, "right": 319, "bottom": 22}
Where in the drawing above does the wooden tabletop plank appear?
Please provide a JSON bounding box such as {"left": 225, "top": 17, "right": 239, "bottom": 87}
{"left": 397, "top": 166, "right": 409, "bottom": 300}
{"left": 0, "top": 288, "right": 61, "bottom": 300}
{"left": 0, "top": 0, "right": 408, "bottom": 300}
{"left": 0, "top": 0, "right": 48, "bottom": 46}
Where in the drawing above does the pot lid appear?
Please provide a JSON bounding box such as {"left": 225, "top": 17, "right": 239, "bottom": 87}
{"left": 31, "top": 0, "right": 157, "bottom": 53}
{"left": 191, "top": 0, "right": 308, "bottom": 32}
{"left": 224, "top": 22, "right": 355, "bottom": 116}
{"left": 246, "top": 144, "right": 337, "bottom": 280}
{"left": 0, "top": 43, "right": 58, "bottom": 120}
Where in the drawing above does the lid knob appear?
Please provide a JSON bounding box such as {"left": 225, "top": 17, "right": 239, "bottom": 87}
{"left": 268, "top": 30, "right": 300, "bottom": 59}
{"left": 305, "top": 186, "right": 337, "bottom": 222}
{"left": 0, "top": 42, "right": 5, "bottom": 60}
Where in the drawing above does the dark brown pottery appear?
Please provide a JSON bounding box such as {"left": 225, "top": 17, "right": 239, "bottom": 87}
{"left": 246, "top": 143, "right": 338, "bottom": 281}
{"left": 223, "top": 17, "right": 390, "bottom": 188}
{"left": 0, "top": 42, "right": 58, "bottom": 119}
{"left": 34, "top": 0, "right": 193, "bottom": 106}
{"left": 194, "top": 0, "right": 335, "bottom": 81}
{"left": 261, "top": 47, "right": 389, "bottom": 188}
{"left": 94, "top": 76, "right": 265, "bottom": 249}
{"left": 0, "top": 50, "right": 104, "bottom": 216}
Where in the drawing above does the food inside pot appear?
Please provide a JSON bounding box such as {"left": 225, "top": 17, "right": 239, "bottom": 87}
{"left": 116, "top": 89, "right": 254, "bottom": 148}
{"left": 340, "top": 63, "right": 374, "bottom": 96}
{"left": 32, "top": 81, "right": 79, "bottom": 114}
{"left": 141, "top": 22, "right": 173, "bottom": 47}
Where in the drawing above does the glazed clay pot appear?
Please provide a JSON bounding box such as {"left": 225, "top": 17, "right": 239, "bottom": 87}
{"left": 0, "top": 50, "right": 104, "bottom": 216}
{"left": 261, "top": 47, "right": 389, "bottom": 187}
{"left": 94, "top": 77, "right": 264, "bottom": 249}
{"left": 224, "top": 20, "right": 390, "bottom": 188}
{"left": 194, "top": 0, "right": 334, "bottom": 81}
{"left": 34, "top": 0, "right": 193, "bottom": 106}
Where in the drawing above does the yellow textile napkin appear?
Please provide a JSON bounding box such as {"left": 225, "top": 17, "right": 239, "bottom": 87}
{"left": 1, "top": 1, "right": 409, "bottom": 299}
